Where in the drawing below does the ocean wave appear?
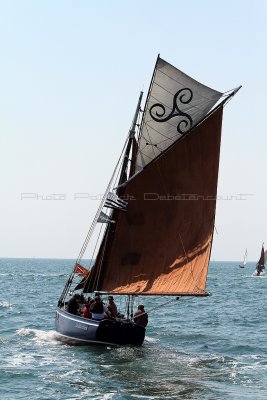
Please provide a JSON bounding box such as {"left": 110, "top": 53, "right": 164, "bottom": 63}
{"left": 0, "top": 337, "right": 8, "bottom": 345}
{"left": 5, "top": 352, "right": 36, "bottom": 367}
{"left": 0, "top": 301, "right": 13, "bottom": 308}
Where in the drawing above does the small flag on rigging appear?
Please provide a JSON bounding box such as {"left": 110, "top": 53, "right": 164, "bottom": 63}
{"left": 97, "top": 211, "right": 116, "bottom": 224}
{"left": 104, "top": 192, "right": 128, "bottom": 211}
{"left": 74, "top": 263, "right": 89, "bottom": 276}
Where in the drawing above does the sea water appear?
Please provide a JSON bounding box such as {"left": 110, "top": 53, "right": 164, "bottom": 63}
{"left": 0, "top": 259, "right": 266, "bottom": 399}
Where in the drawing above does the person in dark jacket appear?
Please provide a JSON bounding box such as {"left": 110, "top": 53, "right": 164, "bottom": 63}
{"left": 107, "top": 295, "right": 118, "bottom": 318}
{"left": 67, "top": 294, "right": 80, "bottom": 315}
{"left": 133, "top": 304, "right": 148, "bottom": 327}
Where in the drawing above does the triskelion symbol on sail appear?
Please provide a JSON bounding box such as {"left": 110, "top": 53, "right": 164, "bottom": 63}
{"left": 55, "top": 55, "right": 241, "bottom": 346}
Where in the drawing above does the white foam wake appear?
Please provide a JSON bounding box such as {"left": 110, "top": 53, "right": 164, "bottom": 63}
{"left": 16, "top": 328, "right": 59, "bottom": 344}
{"left": 144, "top": 336, "right": 160, "bottom": 343}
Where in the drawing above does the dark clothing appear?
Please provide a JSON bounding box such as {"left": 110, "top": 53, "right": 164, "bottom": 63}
{"left": 108, "top": 301, "right": 118, "bottom": 317}
{"left": 67, "top": 296, "right": 79, "bottom": 315}
{"left": 134, "top": 310, "right": 148, "bottom": 327}
{"left": 90, "top": 301, "right": 104, "bottom": 314}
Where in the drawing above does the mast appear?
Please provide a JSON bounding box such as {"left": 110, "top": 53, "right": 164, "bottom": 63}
{"left": 57, "top": 94, "right": 144, "bottom": 303}
{"left": 83, "top": 92, "right": 144, "bottom": 294}
{"left": 118, "top": 91, "right": 143, "bottom": 185}
{"left": 136, "top": 55, "right": 159, "bottom": 147}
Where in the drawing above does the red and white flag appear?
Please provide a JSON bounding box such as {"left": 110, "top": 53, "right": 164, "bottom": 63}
{"left": 74, "top": 263, "right": 89, "bottom": 276}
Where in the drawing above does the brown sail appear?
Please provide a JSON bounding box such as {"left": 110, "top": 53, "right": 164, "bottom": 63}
{"left": 87, "top": 106, "right": 223, "bottom": 295}
{"left": 79, "top": 57, "right": 241, "bottom": 297}
{"left": 257, "top": 245, "right": 265, "bottom": 267}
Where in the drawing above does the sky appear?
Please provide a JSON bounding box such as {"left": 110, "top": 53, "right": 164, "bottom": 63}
{"left": 0, "top": 0, "right": 266, "bottom": 261}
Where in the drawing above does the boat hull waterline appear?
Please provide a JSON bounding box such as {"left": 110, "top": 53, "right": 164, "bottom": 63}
{"left": 55, "top": 307, "right": 146, "bottom": 346}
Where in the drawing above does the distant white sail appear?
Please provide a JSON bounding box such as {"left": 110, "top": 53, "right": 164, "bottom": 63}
{"left": 239, "top": 248, "right": 247, "bottom": 268}
{"left": 243, "top": 248, "right": 248, "bottom": 266}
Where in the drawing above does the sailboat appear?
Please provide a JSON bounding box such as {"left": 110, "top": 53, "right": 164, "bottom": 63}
{"left": 252, "top": 244, "right": 266, "bottom": 276}
{"left": 55, "top": 56, "right": 241, "bottom": 346}
{"left": 239, "top": 248, "right": 248, "bottom": 268}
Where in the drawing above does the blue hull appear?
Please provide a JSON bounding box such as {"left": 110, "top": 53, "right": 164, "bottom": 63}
{"left": 55, "top": 307, "right": 145, "bottom": 346}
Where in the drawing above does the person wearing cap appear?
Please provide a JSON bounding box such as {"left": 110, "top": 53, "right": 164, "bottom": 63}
{"left": 107, "top": 295, "right": 118, "bottom": 318}
{"left": 133, "top": 304, "right": 148, "bottom": 327}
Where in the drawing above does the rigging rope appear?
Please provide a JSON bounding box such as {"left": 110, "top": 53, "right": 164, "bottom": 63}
{"left": 122, "top": 296, "right": 180, "bottom": 322}
{"left": 59, "top": 133, "right": 132, "bottom": 303}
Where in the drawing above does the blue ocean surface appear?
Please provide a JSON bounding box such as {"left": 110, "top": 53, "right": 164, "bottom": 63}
{"left": 0, "top": 259, "right": 266, "bottom": 399}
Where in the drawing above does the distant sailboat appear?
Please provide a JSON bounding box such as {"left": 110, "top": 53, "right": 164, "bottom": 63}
{"left": 239, "top": 248, "right": 247, "bottom": 268}
{"left": 252, "top": 244, "right": 266, "bottom": 276}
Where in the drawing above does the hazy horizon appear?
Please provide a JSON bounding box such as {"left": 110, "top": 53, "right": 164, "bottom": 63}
{"left": 1, "top": 1, "right": 266, "bottom": 261}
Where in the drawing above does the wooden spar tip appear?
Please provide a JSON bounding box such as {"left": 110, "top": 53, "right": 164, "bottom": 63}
{"left": 231, "top": 85, "right": 242, "bottom": 97}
